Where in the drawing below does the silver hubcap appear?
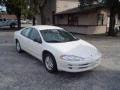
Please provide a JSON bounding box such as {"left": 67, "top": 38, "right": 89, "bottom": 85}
{"left": 16, "top": 42, "right": 20, "bottom": 51}
{"left": 45, "top": 56, "right": 53, "bottom": 70}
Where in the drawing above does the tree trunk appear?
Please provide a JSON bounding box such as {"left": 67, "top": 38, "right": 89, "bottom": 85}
{"left": 108, "top": 8, "right": 116, "bottom": 36}
{"left": 16, "top": 13, "right": 21, "bottom": 29}
{"left": 39, "top": 0, "right": 47, "bottom": 25}
{"left": 32, "top": 16, "right": 36, "bottom": 25}
{"left": 16, "top": 8, "right": 21, "bottom": 29}
{"left": 40, "top": 7, "right": 45, "bottom": 25}
{"left": 52, "top": 11, "right": 55, "bottom": 24}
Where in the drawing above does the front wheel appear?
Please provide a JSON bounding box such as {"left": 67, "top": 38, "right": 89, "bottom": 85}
{"left": 43, "top": 53, "right": 58, "bottom": 73}
{"left": 16, "top": 41, "right": 22, "bottom": 53}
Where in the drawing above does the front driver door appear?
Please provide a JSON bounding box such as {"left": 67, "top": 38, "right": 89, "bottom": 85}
{"left": 28, "top": 28, "right": 43, "bottom": 60}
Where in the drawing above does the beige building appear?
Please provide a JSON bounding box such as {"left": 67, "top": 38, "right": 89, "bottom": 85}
{"left": 55, "top": 5, "right": 108, "bottom": 34}
{"left": 37, "top": 0, "right": 120, "bottom": 34}
{"left": 55, "top": 4, "right": 120, "bottom": 34}
{"left": 56, "top": 0, "right": 79, "bottom": 13}
{"left": 36, "top": 0, "right": 79, "bottom": 25}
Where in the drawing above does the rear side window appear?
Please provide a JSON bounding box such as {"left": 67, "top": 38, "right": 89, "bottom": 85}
{"left": 21, "top": 28, "right": 31, "bottom": 37}
{"left": 29, "top": 28, "right": 41, "bottom": 41}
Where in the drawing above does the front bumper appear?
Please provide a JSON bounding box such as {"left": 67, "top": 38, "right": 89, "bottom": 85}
{"left": 57, "top": 58, "right": 101, "bottom": 72}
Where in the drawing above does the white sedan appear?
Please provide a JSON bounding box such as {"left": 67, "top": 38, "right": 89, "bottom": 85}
{"left": 14, "top": 25, "right": 102, "bottom": 73}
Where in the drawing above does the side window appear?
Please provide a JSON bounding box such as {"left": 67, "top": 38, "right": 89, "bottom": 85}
{"left": 29, "top": 28, "right": 42, "bottom": 43}
{"left": 97, "top": 14, "right": 104, "bottom": 25}
{"left": 21, "top": 28, "right": 31, "bottom": 37}
{"left": 68, "top": 15, "right": 78, "bottom": 25}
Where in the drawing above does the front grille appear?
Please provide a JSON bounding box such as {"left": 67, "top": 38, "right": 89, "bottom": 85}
{"left": 78, "top": 61, "right": 98, "bottom": 69}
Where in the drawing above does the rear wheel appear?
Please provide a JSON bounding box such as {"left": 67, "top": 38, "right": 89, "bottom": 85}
{"left": 16, "top": 40, "right": 22, "bottom": 53}
{"left": 43, "top": 53, "right": 58, "bottom": 73}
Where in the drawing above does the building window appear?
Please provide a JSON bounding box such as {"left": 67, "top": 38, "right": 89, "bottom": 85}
{"left": 97, "top": 14, "right": 104, "bottom": 25}
{"left": 59, "top": 15, "right": 64, "bottom": 19}
{"left": 68, "top": 15, "right": 78, "bottom": 25}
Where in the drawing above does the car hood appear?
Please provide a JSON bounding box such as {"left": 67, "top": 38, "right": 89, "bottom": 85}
{"left": 47, "top": 39, "right": 101, "bottom": 59}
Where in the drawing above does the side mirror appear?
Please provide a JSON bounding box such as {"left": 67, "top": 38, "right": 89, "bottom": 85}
{"left": 75, "top": 37, "right": 79, "bottom": 40}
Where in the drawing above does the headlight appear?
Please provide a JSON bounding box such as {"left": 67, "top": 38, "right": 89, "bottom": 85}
{"left": 60, "top": 55, "right": 85, "bottom": 61}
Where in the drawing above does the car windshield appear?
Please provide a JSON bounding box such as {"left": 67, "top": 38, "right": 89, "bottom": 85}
{"left": 40, "top": 29, "right": 78, "bottom": 43}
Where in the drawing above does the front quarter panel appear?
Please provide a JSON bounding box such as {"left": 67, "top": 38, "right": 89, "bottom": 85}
{"left": 14, "top": 30, "right": 25, "bottom": 50}
{"left": 43, "top": 43, "right": 63, "bottom": 63}
{"left": 14, "top": 30, "right": 21, "bottom": 41}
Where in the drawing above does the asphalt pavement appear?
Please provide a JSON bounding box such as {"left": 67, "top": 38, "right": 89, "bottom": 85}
{"left": 0, "top": 30, "right": 120, "bottom": 90}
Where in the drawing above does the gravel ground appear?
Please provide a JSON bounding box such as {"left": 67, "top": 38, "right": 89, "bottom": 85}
{"left": 0, "top": 31, "right": 120, "bottom": 90}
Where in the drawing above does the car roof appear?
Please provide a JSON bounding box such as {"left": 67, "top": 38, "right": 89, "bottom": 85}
{"left": 30, "top": 25, "right": 63, "bottom": 31}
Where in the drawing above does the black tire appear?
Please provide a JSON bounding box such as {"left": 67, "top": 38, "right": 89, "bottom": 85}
{"left": 43, "top": 53, "right": 58, "bottom": 73}
{"left": 10, "top": 23, "right": 15, "bottom": 28}
{"left": 16, "top": 40, "right": 22, "bottom": 53}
